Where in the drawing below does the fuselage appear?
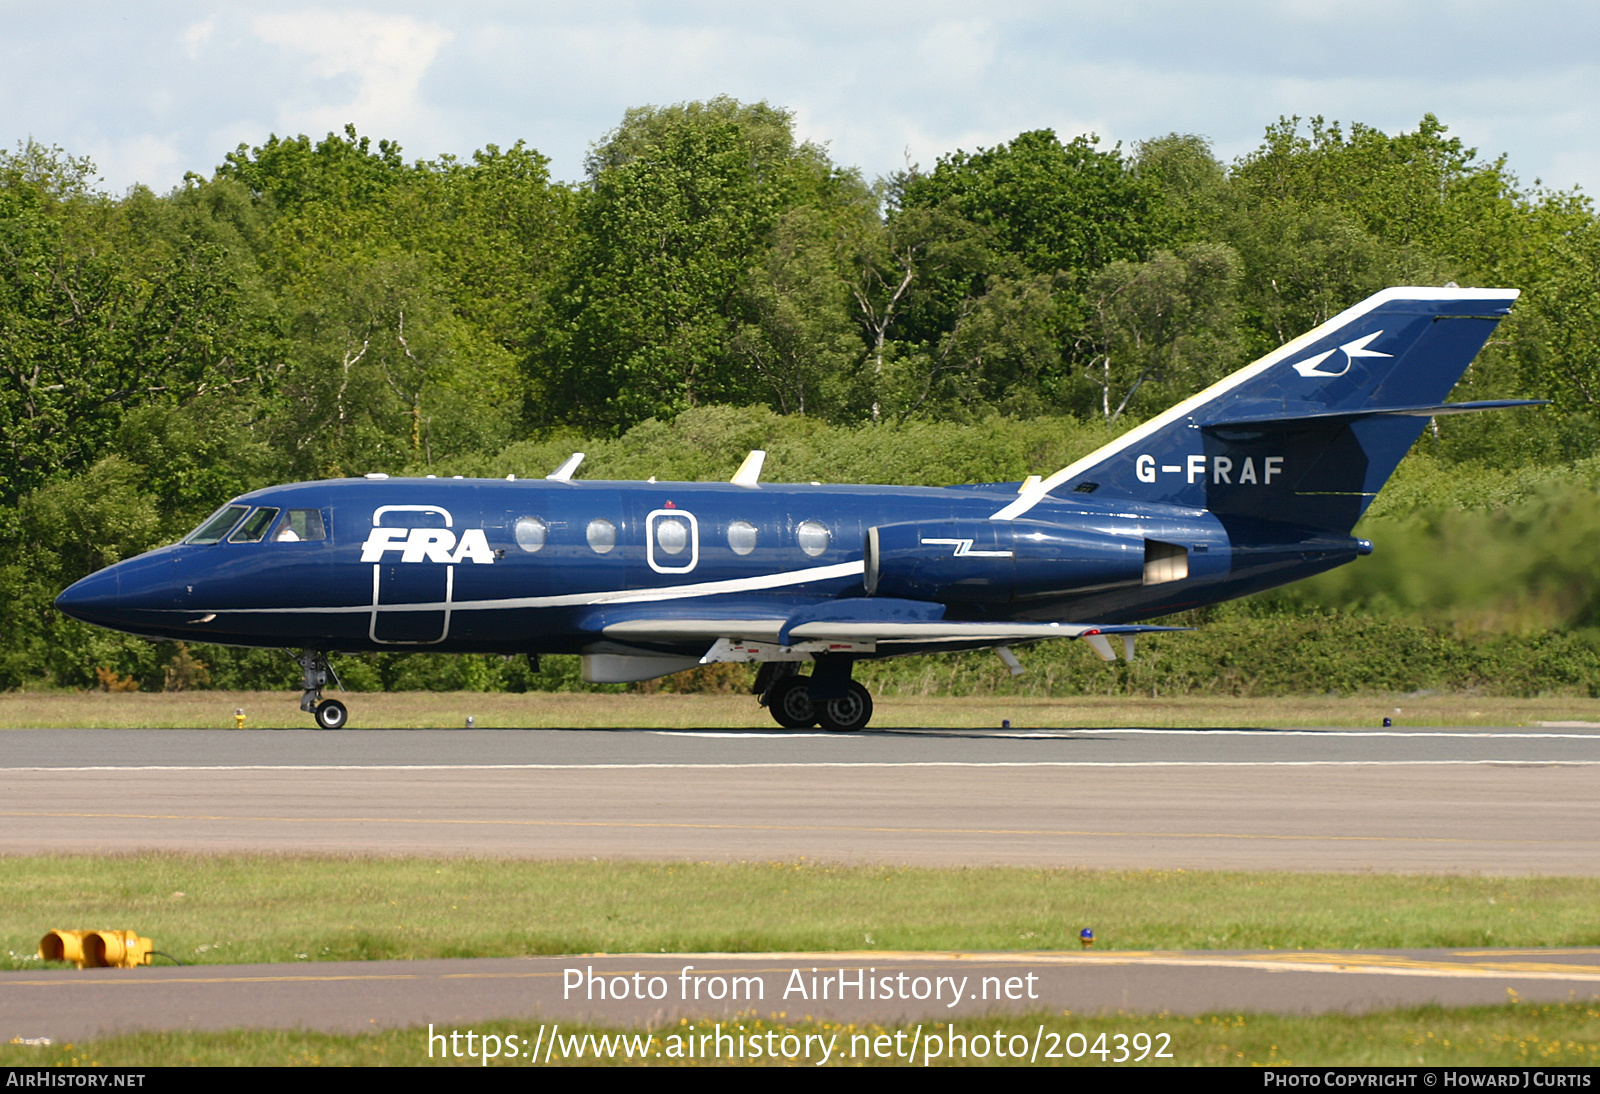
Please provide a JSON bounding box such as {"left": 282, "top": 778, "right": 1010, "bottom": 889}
{"left": 54, "top": 474, "right": 1363, "bottom": 660}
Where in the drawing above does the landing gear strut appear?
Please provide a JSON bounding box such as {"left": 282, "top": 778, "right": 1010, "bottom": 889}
{"left": 295, "top": 650, "right": 347, "bottom": 730}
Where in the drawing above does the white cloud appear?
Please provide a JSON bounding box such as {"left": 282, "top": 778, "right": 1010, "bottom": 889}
{"left": 89, "top": 133, "right": 188, "bottom": 193}
{"left": 915, "top": 21, "right": 996, "bottom": 85}
{"left": 180, "top": 19, "right": 215, "bottom": 60}
{"left": 250, "top": 10, "right": 453, "bottom": 137}
{"left": 4, "top": 2, "right": 1600, "bottom": 196}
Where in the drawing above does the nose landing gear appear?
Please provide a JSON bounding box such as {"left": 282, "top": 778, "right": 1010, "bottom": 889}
{"left": 295, "top": 650, "right": 348, "bottom": 729}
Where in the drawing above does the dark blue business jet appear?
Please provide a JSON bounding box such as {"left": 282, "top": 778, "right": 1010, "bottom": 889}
{"left": 56, "top": 287, "right": 1538, "bottom": 731}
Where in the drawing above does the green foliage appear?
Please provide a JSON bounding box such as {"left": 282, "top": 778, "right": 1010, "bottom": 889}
{"left": 857, "top": 615, "right": 1600, "bottom": 700}
{"left": 900, "top": 129, "right": 1161, "bottom": 275}
{"left": 1278, "top": 468, "right": 1600, "bottom": 634}
{"left": 3, "top": 105, "right": 1600, "bottom": 697}
{"left": 1081, "top": 242, "right": 1243, "bottom": 420}
{"left": 458, "top": 404, "right": 1123, "bottom": 489}
{"left": 0, "top": 147, "right": 260, "bottom": 504}
{"left": 0, "top": 456, "right": 165, "bottom": 689}
{"left": 216, "top": 124, "right": 419, "bottom": 211}
{"left": 545, "top": 98, "right": 865, "bottom": 427}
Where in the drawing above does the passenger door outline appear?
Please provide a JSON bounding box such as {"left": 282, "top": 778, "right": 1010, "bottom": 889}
{"left": 369, "top": 504, "right": 454, "bottom": 644}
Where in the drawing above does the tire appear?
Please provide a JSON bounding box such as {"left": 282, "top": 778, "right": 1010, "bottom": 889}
{"left": 817, "top": 681, "right": 873, "bottom": 732}
{"left": 314, "top": 699, "right": 348, "bottom": 730}
{"left": 767, "top": 676, "right": 816, "bottom": 729}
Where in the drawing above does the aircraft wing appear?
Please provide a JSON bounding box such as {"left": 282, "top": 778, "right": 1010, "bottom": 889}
{"left": 593, "top": 602, "right": 1185, "bottom": 659}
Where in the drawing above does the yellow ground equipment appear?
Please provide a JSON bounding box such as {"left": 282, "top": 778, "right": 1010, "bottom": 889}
{"left": 40, "top": 929, "right": 154, "bottom": 968}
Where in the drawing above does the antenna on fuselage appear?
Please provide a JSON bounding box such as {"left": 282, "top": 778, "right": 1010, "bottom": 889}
{"left": 546, "top": 452, "right": 585, "bottom": 482}
{"left": 731, "top": 450, "right": 766, "bottom": 487}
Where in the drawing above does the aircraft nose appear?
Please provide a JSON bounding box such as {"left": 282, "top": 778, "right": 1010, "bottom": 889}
{"left": 55, "top": 550, "right": 183, "bottom": 628}
{"left": 54, "top": 566, "right": 124, "bottom": 625}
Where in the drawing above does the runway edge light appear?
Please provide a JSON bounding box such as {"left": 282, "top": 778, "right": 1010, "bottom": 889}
{"left": 40, "top": 929, "right": 154, "bottom": 968}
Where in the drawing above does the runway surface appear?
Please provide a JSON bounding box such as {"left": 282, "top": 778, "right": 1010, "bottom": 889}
{"left": 7, "top": 949, "right": 1600, "bottom": 1042}
{"left": 2, "top": 725, "right": 1597, "bottom": 871}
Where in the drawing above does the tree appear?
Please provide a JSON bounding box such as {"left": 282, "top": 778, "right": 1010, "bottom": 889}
{"left": 542, "top": 98, "right": 860, "bottom": 429}
{"left": 0, "top": 146, "right": 256, "bottom": 505}
{"left": 1082, "top": 243, "right": 1242, "bottom": 422}
{"left": 899, "top": 129, "right": 1163, "bottom": 276}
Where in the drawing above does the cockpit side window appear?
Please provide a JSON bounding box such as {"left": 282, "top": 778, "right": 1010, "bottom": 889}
{"left": 229, "top": 507, "right": 281, "bottom": 543}
{"left": 187, "top": 505, "right": 249, "bottom": 545}
{"left": 273, "top": 509, "right": 326, "bottom": 542}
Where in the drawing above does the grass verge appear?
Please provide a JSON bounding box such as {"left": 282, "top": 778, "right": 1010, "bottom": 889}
{"left": 5, "top": 1005, "right": 1599, "bottom": 1066}
{"left": 0, "top": 690, "right": 1596, "bottom": 729}
{"left": 5, "top": 855, "right": 1598, "bottom": 969}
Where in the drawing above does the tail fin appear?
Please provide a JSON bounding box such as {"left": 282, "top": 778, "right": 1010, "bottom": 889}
{"left": 994, "top": 287, "right": 1532, "bottom": 533}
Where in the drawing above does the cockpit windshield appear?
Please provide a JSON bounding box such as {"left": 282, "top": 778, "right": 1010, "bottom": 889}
{"left": 229, "top": 507, "right": 281, "bottom": 543}
{"left": 186, "top": 504, "right": 249, "bottom": 545}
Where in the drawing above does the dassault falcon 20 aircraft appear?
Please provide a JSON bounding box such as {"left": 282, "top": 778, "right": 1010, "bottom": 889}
{"left": 57, "top": 287, "right": 1539, "bottom": 731}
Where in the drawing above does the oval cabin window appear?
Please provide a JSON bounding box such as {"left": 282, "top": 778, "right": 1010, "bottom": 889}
{"left": 727, "top": 520, "right": 758, "bottom": 556}
{"left": 514, "top": 517, "right": 547, "bottom": 553}
{"left": 655, "top": 516, "right": 690, "bottom": 555}
{"left": 796, "top": 520, "right": 831, "bottom": 557}
{"left": 586, "top": 518, "right": 617, "bottom": 554}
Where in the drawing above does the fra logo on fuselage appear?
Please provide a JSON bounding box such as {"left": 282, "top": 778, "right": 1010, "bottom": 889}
{"left": 1136, "top": 454, "right": 1283, "bottom": 485}
{"left": 361, "top": 527, "right": 495, "bottom": 564}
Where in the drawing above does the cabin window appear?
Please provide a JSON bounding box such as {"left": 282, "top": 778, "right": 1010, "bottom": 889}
{"left": 655, "top": 515, "right": 690, "bottom": 555}
{"left": 586, "top": 518, "right": 617, "bottom": 554}
{"left": 228, "top": 507, "right": 280, "bottom": 543}
{"left": 187, "top": 504, "right": 249, "bottom": 545}
{"left": 796, "top": 520, "right": 831, "bottom": 557}
{"left": 514, "top": 516, "right": 547, "bottom": 553}
{"left": 273, "top": 509, "right": 326, "bottom": 542}
{"left": 727, "top": 520, "right": 758, "bottom": 556}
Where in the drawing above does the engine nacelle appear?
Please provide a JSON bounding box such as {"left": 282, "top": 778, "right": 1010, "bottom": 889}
{"left": 864, "top": 519, "right": 1154, "bottom": 604}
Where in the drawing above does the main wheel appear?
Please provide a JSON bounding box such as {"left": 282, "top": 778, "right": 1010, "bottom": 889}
{"left": 817, "top": 681, "right": 873, "bottom": 732}
{"left": 767, "top": 676, "right": 816, "bottom": 729}
{"left": 313, "top": 699, "right": 348, "bottom": 730}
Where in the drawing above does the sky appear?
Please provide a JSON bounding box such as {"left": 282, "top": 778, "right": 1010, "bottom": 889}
{"left": 3, "top": 1, "right": 1598, "bottom": 196}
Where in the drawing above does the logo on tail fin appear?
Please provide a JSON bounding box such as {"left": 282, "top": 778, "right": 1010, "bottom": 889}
{"left": 1290, "top": 331, "right": 1392, "bottom": 378}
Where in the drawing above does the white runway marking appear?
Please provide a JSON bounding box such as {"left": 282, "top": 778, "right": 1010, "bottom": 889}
{"left": 651, "top": 731, "right": 835, "bottom": 739}
{"left": 1084, "top": 728, "right": 1600, "bottom": 739}
{"left": 6, "top": 760, "right": 1600, "bottom": 772}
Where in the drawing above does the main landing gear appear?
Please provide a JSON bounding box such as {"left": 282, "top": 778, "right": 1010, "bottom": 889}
{"left": 295, "top": 649, "right": 347, "bottom": 730}
{"left": 754, "top": 660, "right": 874, "bottom": 732}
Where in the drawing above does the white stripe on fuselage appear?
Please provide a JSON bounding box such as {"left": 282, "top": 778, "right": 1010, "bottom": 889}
{"left": 212, "top": 559, "right": 867, "bottom": 615}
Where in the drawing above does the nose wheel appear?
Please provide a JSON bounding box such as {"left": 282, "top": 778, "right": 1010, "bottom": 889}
{"left": 314, "top": 699, "right": 348, "bottom": 730}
